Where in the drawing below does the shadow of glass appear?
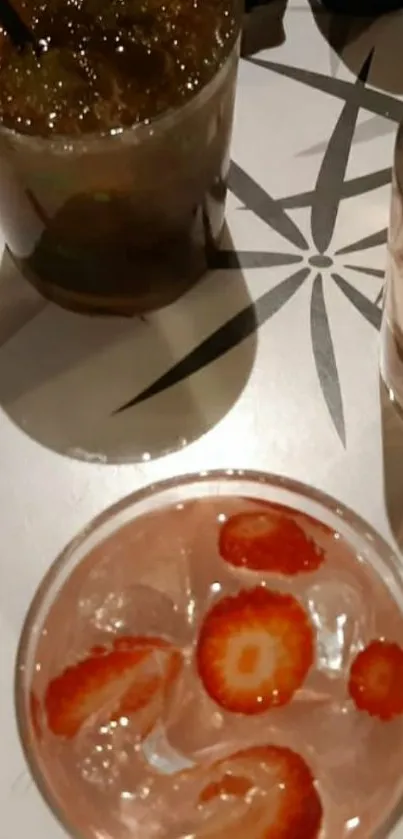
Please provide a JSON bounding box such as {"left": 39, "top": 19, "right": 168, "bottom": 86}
{"left": 242, "top": 0, "right": 287, "bottom": 58}
{"left": 0, "top": 235, "right": 257, "bottom": 463}
{"left": 310, "top": 0, "right": 403, "bottom": 97}
{"left": 381, "top": 376, "right": 403, "bottom": 549}
{"left": 0, "top": 248, "right": 46, "bottom": 349}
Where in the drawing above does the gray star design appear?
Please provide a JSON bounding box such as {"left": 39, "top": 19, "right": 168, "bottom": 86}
{"left": 115, "top": 47, "right": 403, "bottom": 446}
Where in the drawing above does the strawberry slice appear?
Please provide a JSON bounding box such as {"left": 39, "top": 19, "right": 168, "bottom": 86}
{"left": 196, "top": 587, "right": 314, "bottom": 714}
{"left": 199, "top": 773, "right": 252, "bottom": 803}
{"left": 196, "top": 745, "right": 322, "bottom": 839}
{"left": 349, "top": 639, "right": 403, "bottom": 721}
{"left": 219, "top": 509, "right": 324, "bottom": 575}
{"left": 242, "top": 499, "right": 332, "bottom": 538}
{"left": 116, "top": 638, "right": 183, "bottom": 718}
{"left": 45, "top": 635, "right": 182, "bottom": 738}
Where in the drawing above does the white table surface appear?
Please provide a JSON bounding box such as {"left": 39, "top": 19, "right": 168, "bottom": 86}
{"left": 2, "top": 1, "right": 403, "bottom": 836}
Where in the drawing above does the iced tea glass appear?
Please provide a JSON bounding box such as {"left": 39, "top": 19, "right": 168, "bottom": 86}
{"left": 15, "top": 470, "right": 403, "bottom": 839}
{"left": 0, "top": 4, "right": 241, "bottom": 316}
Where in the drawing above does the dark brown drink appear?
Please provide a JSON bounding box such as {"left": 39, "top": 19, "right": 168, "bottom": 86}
{"left": 0, "top": 0, "right": 241, "bottom": 315}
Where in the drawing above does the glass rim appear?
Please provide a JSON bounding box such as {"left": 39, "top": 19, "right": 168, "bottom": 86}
{"left": 0, "top": 36, "right": 240, "bottom": 155}
{"left": 14, "top": 467, "right": 403, "bottom": 839}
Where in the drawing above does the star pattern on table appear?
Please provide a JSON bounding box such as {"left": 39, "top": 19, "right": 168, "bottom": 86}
{"left": 115, "top": 45, "right": 402, "bottom": 445}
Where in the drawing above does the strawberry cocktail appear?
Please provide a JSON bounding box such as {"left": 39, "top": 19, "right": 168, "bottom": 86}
{"left": 15, "top": 471, "right": 403, "bottom": 839}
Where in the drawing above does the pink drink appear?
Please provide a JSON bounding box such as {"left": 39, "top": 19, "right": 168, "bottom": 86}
{"left": 16, "top": 472, "right": 403, "bottom": 839}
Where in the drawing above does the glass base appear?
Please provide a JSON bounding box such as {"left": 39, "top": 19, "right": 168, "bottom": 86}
{"left": 18, "top": 257, "right": 205, "bottom": 317}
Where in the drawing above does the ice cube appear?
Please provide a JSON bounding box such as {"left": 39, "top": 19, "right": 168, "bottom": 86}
{"left": 79, "top": 583, "right": 182, "bottom": 638}
{"left": 142, "top": 723, "right": 194, "bottom": 774}
{"left": 306, "top": 578, "right": 372, "bottom": 677}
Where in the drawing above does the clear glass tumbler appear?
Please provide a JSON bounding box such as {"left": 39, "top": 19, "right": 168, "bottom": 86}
{"left": 15, "top": 470, "right": 403, "bottom": 839}
{"left": 381, "top": 123, "right": 403, "bottom": 407}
